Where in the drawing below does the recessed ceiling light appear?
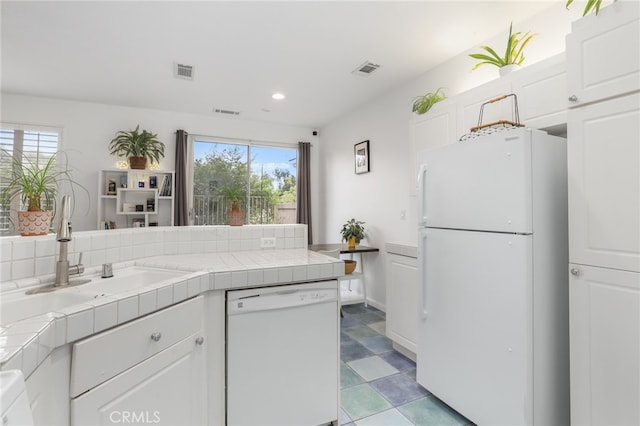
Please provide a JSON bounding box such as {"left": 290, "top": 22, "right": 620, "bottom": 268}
{"left": 272, "top": 93, "right": 285, "bottom": 100}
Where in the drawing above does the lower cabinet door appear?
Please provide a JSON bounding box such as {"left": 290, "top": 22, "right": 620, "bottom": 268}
{"left": 385, "top": 253, "right": 418, "bottom": 354}
{"left": 570, "top": 264, "right": 640, "bottom": 426}
{"left": 71, "top": 332, "right": 206, "bottom": 426}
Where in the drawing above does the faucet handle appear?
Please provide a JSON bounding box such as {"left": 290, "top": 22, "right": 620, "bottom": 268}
{"left": 77, "top": 252, "right": 83, "bottom": 265}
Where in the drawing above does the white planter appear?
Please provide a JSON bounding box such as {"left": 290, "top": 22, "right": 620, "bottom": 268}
{"left": 18, "top": 210, "right": 52, "bottom": 236}
{"left": 499, "top": 64, "right": 521, "bottom": 77}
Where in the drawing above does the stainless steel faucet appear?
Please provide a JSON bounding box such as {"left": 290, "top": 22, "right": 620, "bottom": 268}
{"left": 54, "top": 194, "right": 84, "bottom": 287}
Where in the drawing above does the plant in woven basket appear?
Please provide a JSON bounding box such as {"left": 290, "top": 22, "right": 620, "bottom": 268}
{"left": 469, "top": 22, "right": 537, "bottom": 71}
{"left": 412, "top": 88, "right": 447, "bottom": 115}
{"left": 108, "top": 125, "right": 164, "bottom": 169}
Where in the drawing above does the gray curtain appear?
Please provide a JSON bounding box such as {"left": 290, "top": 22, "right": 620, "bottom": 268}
{"left": 296, "top": 141, "right": 312, "bottom": 244}
{"left": 174, "top": 130, "right": 190, "bottom": 226}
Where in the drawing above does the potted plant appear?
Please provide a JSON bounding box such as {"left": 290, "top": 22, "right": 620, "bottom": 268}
{"left": 469, "top": 22, "right": 537, "bottom": 76}
{"left": 223, "top": 185, "right": 245, "bottom": 226}
{"left": 566, "top": 0, "right": 604, "bottom": 16}
{"left": 340, "top": 218, "right": 365, "bottom": 250}
{"left": 0, "top": 151, "right": 88, "bottom": 236}
{"left": 108, "top": 125, "right": 165, "bottom": 169}
{"left": 412, "top": 88, "right": 447, "bottom": 115}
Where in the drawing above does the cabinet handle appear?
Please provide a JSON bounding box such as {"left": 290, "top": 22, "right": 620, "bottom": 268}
{"left": 568, "top": 95, "right": 578, "bottom": 102}
{"left": 150, "top": 332, "right": 162, "bottom": 342}
{"left": 570, "top": 267, "right": 581, "bottom": 277}
{"left": 195, "top": 336, "right": 205, "bottom": 346}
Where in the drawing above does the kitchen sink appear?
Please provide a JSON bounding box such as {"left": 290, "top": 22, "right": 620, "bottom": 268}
{"left": 1, "top": 289, "right": 107, "bottom": 325}
{"left": 0, "top": 266, "right": 190, "bottom": 325}
{"left": 78, "top": 266, "right": 188, "bottom": 294}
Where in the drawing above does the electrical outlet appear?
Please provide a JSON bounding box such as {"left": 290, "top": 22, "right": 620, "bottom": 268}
{"left": 260, "top": 237, "right": 276, "bottom": 248}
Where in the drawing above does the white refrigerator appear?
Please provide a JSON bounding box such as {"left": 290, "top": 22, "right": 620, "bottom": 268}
{"left": 416, "top": 128, "right": 570, "bottom": 426}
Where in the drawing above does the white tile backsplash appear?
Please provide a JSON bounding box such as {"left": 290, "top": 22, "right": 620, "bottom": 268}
{"left": 12, "top": 259, "right": 35, "bottom": 280}
{"left": 35, "top": 238, "right": 55, "bottom": 257}
{"left": 12, "top": 239, "right": 35, "bottom": 260}
{"left": 1, "top": 224, "right": 309, "bottom": 285}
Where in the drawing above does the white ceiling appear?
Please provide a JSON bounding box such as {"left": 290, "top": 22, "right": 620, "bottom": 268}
{"left": 1, "top": 1, "right": 556, "bottom": 129}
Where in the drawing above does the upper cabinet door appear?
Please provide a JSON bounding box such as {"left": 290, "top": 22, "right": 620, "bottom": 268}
{"left": 511, "top": 54, "right": 567, "bottom": 130}
{"left": 568, "top": 93, "right": 640, "bottom": 272}
{"left": 409, "top": 101, "right": 456, "bottom": 196}
{"left": 566, "top": 1, "right": 640, "bottom": 106}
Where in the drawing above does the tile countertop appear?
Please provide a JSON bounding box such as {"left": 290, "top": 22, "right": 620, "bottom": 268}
{"left": 385, "top": 242, "right": 418, "bottom": 258}
{"left": 0, "top": 249, "right": 344, "bottom": 378}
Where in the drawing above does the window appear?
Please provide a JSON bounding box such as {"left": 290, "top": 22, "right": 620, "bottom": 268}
{"left": 192, "top": 138, "right": 297, "bottom": 225}
{"left": 0, "top": 125, "right": 59, "bottom": 235}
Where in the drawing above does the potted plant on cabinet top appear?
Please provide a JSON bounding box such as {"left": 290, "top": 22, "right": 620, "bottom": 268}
{"left": 566, "top": 0, "right": 604, "bottom": 16}
{"left": 0, "top": 151, "right": 88, "bottom": 236}
{"left": 108, "top": 125, "right": 165, "bottom": 170}
{"left": 412, "top": 88, "right": 447, "bottom": 115}
{"left": 469, "top": 22, "right": 537, "bottom": 76}
{"left": 340, "top": 218, "right": 365, "bottom": 250}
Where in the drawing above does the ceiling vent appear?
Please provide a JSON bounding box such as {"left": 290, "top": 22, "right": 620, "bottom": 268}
{"left": 352, "top": 61, "right": 381, "bottom": 76}
{"left": 213, "top": 108, "right": 241, "bottom": 116}
{"left": 174, "top": 63, "right": 194, "bottom": 80}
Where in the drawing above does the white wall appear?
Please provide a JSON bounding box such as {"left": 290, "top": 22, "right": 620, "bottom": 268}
{"left": 317, "top": 2, "right": 583, "bottom": 309}
{"left": 0, "top": 94, "right": 318, "bottom": 233}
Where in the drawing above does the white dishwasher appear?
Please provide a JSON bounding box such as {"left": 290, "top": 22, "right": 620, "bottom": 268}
{"left": 226, "top": 281, "right": 339, "bottom": 426}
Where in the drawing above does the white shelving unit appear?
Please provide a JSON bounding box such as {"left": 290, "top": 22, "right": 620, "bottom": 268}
{"left": 97, "top": 169, "right": 174, "bottom": 229}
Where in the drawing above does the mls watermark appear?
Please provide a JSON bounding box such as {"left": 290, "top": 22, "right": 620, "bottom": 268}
{"left": 109, "top": 411, "right": 161, "bottom": 424}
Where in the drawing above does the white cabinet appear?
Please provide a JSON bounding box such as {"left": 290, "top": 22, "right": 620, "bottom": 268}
{"left": 567, "top": 93, "right": 640, "bottom": 272}
{"left": 409, "top": 101, "right": 456, "bottom": 195}
{"left": 569, "top": 264, "right": 639, "bottom": 426}
{"left": 567, "top": 5, "right": 640, "bottom": 425}
{"left": 566, "top": 1, "right": 640, "bottom": 107}
{"left": 71, "top": 333, "right": 205, "bottom": 426}
{"left": 70, "top": 296, "right": 206, "bottom": 426}
{"left": 385, "top": 250, "right": 418, "bottom": 356}
{"left": 25, "top": 345, "right": 72, "bottom": 426}
{"left": 97, "top": 169, "right": 174, "bottom": 229}
{"left": 511, "top": 54, "right": 567, "bottom": 131}
{"left": 409, "top": 55, "right": 569, "bottom": 195}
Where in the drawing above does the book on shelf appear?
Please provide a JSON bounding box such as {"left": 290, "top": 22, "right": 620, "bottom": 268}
{"left": 100, "top": 221, "right": 116, "bottom": 230}
{"left": 159, "top": 174, "right": 172, "bottom": 197}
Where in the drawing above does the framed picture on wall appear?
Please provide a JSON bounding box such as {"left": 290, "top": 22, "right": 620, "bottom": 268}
{"left": 354, "top": 140, "right": 370, "bottom": 174}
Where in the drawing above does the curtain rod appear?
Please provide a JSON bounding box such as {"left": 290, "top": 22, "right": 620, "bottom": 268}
{"left": 174, "top": 131, "right": 313, "bottom": 148}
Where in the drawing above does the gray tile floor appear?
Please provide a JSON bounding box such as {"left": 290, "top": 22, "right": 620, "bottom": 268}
{"left": 340, "top": 304, "right": 474, "bottom": 426}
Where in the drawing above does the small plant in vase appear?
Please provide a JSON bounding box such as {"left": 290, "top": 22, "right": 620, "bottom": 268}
{"left": 469, "top": 22, "right": 537, "bottom": 76}
{"left": 340, "top": 218, "right": 365, "bottom": 250}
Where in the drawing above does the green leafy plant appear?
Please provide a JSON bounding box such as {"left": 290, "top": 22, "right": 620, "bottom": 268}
{"left": 0, "top": 150, "right": 88, "bottom": 214}
{"left": 340, "top": 218, "right": 365, "bottom": 244}
{"left": 108, "top": 125, "right": 165, "bottom": 164}
{"left": 412, "top": 88, "right": 447, "bottom": 115}
{"left": 469, "top": 22, "right": 537, "bottom": 70}
{"left": 566, "top": 0, "right": 603, "bottom": 16}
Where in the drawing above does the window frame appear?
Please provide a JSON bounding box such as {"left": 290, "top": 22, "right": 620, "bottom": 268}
{"left": 0, "top": 122, "right": 63, "bottom": 235}
{"left": 190, "top": 135, "right": 298, "bottom": 226}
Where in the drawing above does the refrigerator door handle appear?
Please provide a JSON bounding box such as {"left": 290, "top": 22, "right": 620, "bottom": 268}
{"left": 417, "top": 164, "right": 428, "bottom": 226}
{"left": 419, "top": 230, "right": 428, "bottom": 320}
